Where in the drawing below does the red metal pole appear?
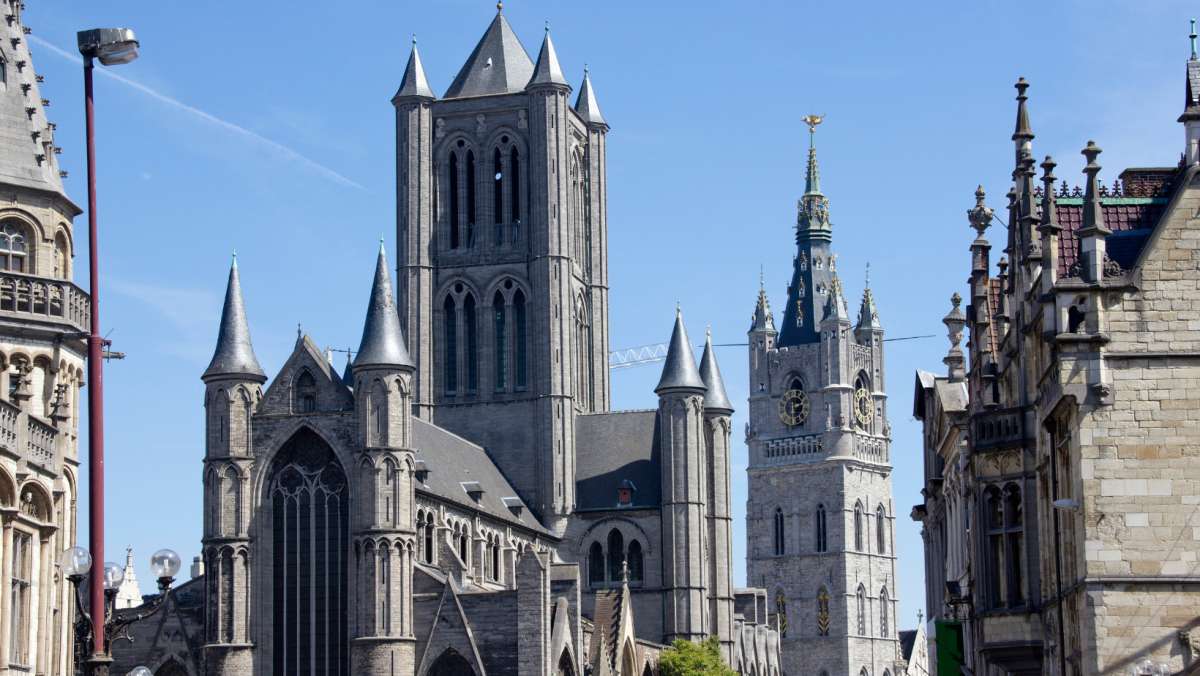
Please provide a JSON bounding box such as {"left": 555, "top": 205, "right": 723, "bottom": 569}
{"left": 83, "top": 55, "right": 106, "bottom": 657}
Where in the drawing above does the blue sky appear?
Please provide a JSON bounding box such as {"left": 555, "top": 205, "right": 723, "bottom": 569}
{"left": 25, "top": 1, "right": 1193, "bottom": 628}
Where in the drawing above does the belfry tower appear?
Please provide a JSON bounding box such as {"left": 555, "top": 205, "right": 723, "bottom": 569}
{"left": 393, "top": 7, "right": 611, "bottom": 532}
{"left": 745, "top": 119, "right": 900, "bottom": 676}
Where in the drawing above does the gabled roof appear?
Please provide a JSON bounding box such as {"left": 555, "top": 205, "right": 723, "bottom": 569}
{"left": 444, "top": 13, "right": 535, "bottom": 99}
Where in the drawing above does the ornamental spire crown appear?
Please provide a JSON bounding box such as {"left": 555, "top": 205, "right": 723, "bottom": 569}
{"left": 797, "top": 115, "right": 832, "bottom": 241}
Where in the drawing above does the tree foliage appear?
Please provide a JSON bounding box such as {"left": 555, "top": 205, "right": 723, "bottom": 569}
{"left": 658, "top": 637, "right": 736, "bottom": 676}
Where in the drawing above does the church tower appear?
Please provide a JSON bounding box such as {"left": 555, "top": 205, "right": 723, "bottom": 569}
{"left": 393, "top": 8, "right": 610, "bottom": 532}
{"left": 745, "top": 119, "right": 900, "bottom": 676}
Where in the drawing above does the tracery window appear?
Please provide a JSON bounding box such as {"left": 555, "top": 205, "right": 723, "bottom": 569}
{"left": 815, "top": 503, "right": 828, "bottom": 553}
{"left": 268, "top": 428, "right": 348, "bottom": 675}
{"left": 773, "top": 507, "right": 785, "bottom": 556}
{"left": 876, "top": 504, "right": 887, "bottom": 553}
{"left": 0, "top": 222, "right": 28, "bottom": 273}
{"left": 854, "top": 501, "right": 864, "bottom": 551}
{"left": 816, "top": 587, "right": 830, "bottom": 636}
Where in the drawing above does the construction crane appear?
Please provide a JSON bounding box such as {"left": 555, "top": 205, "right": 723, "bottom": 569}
{"left": 608, "top": 335, "right": 935, "bottom": 371}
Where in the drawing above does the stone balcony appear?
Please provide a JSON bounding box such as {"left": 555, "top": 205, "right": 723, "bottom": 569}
{"left": 0, "top": 398, "right": 61, "bottom": 470}
{"left": 972, "top": 406, "right": 1033, "bottom": 452}
{"left": 0, "top": 270, "right": 90, "bottom": 334}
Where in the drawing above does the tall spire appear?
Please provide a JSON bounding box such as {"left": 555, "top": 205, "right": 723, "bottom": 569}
{"left": 393, "top": 36, "right": 436, "bottom": 101}
{"left": 354, "top": 244, "right": 415, "bottom": 370}
{"left": 203, "top": 256, "right": 266, "bottom": 382}
{"left": 655, "top": 309, "right": 706, "bottom": 394}
{"left": 527, "top": 24, "right": 569, "bottom": 89}
{"left": 750, "top": 270, "right": 776, "bottom": 333}
{"left": 698, "top": 329, "right": 733, "bottom": 412}
{"left": 796, "top": 115, "right": 831, "bottom": 240}
{"left": 574, "top": 66, "right": 607, "bottom": 127}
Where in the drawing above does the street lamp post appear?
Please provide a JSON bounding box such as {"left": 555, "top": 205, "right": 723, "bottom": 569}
{"left": 61, "top": 546, "right": 181, "bottom": 676}
{"left": 74, "top": 26, "right": 138, "bottom": 675}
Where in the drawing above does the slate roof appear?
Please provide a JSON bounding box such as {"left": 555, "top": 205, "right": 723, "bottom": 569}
{"left": 1055, "top": 199, "right": 1170, "bottom": 277}
{"left": 574, "top": 70, "right": 606, "bottom": 126}
{"left": 444, "top": 13, "right": 535, "bottom": 99}
{"left": 655, "top": 311, "right": 706, "bottom": 393}
{"left": 575, "top": 411, "right": 661, "bottom": 511}
{"left": 0, "top": 15, "right": 74, "bottom": 203}
{"left": 354, "top": 245, "right": 414, "bottom": 369}
{"left": 412, "top": 418, "right": 548, "bottom": 534}
{"left": 699, "top": 335, "right": 733, "bottom": 412}
{"left": 203, "top": 258, "right": 266, "bottom": 381}
{"left": 899, "top": 629, "right": 917, "bottom": 661}
{"left": 1181, "top": 58, "right": 1200, "bottom": 121}
{"left": 527, "top": 31, "right": 568, "bottom": 88}
{"left": 393, "top": 42, "right": 435, "bottom": 101}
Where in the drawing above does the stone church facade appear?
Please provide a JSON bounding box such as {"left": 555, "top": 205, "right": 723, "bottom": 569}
{"left": 744, "top": 123, "right": 903, "bottom": 676}
{"left": 0, "top": 2, "right": 85, "bottom": 674}
{"left": 912, "top": 33, "right": 1200, "bottom": 676}
{"left": 112, "top": 8, "right": 779, "bottom": 676}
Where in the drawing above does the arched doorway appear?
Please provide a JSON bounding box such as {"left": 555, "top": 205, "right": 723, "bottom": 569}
{"left": 268, "top": 428, "right": 349, "bottom": 675}
{"left": 427, "top": 648, "right": 476, "bottom": 676}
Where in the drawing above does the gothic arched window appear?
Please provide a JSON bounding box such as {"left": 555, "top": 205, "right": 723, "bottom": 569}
{"left": 876, "top": 504, "right": 887, "bottom": 554}
{"left": 53, "top": 232, "right": 69, "bottom": 278}
{"left": 490, "top": 536, "right": 501, "bottom": 582}
{"left": 268, "top": 428, "right": 348, "bottom": 675}
{"left": 606, "top": 529, "right": 624, "bottom": 581}
{"left": 295, "top": 370, "right": 316, "bottom": 413}
{"left": 0, "top": 222, "right": 28, "bottom": 273}
{"left": 588, "top": 541, "right": 604, "bottom": 586}
{"left": 855, "top": 585, "right": 866, "bottom": 635}
{"left": 493, "top": 292, "right": 507, "bottom": 391}
{"left": 509, "top": 146, "right": 521, "bottom": 237}
{"left": 457, "top": 525, "right": 469, "bottom": 564}
{"left": 879, "top": 587, "right": 890, "bottom": 637}
{"left": 465, "top": 150, "right": 477, "bottom": 248}
{"left": 773, "top": 507, "right": 785, "bottom": 556}
{"left": 448, "top": 152, "right": 460, "bottom": 249}
{"left": 775, "top": 590, "right": 787, "bottom": 638}
{"left": 514, "top": 290, "right": 527, "bottom": 390}
{"left": 627, "top": 540, "right": 643, "bottom": 583}
{"left": 815, "top": 503, "right": 828, "bottom": 553}
{"left": 463, "top": 294, "right": 478, "bottom": 393}
{"left": 816, "top": 587, "right": 830, "bottom": 636}
{"left": 1003, "top": 483, "right": 1025, "bottom": 606}
{"left": 985, "top": 485, "right": 1003, "bottom": 607}
{"left": 493, "top": 147, "right": 504, "bottom": 244}
{"left": 854, "top": 501, "right": 864, "bottom": 551}
{"left": 443, "top": 295, "right": 458, "bottom": 395}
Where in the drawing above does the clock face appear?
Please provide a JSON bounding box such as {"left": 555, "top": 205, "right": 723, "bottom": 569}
{"left": 778, "top": 389, "right": 810, "bottom": 427}
{"left": 854, "top": 387, "right": 873, "bottom": 427}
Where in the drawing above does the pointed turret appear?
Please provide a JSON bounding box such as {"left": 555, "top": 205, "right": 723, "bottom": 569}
{"left": 341, "top": 352, "right": 354, "bottom": 388}
{"left": 1180, "top": 20, "right": 1200, "bottom": 164}
{"left": 393, "top": 37, "right": 436, "bottom": 102}
{"left": 856, "top": 267, "right": 882, "bottom": 333}
{"left": 750, "top": 273, "right": 776, "bottom": 334}
{"left": 655, "top": 309, "right": 706, "bottom": 394}
{"left": 354, "top": 244, "right": 415, "bottom": 370}
{"left": 203, "top": 256, "right": 266, "bottom": 383}
{"left": 574, "top": 67, "right": 607, "bottom": 128}
{"left": 527, "top": 26, "right": 569, "bottom": 89}
{"left": 822, "top": 274, "right": 849, "bottom": 323}
{"left": 699, "top": 330, "right": 733, "bottom": 413}
{"left": 443, "top": 11, "right": 534, "bottom": 99}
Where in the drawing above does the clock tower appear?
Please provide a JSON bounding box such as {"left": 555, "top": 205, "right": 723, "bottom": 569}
{"left": 745, "top": 120, "right": 900, "bottom": 676}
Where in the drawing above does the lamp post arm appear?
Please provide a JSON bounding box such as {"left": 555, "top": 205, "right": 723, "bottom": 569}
{"left": 105, "top": 578, "right": 177, "bottom": 648}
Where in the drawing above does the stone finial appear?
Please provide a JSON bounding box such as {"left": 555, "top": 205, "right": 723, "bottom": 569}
{"left": 943, "top": 293, "right": 966, "bottom": 382}
{"left": 1081, "top": 140, "right": 1110, "bottom": 235}
{"left": 1012, "top": 77, "right": 1034, "bottom": 145}
{"left": 997, "top": 255, "right": 1009, "bottom": 278}
{"left": 1039, "top": 155, "right": 1060, "bottom": 232}
{"left": 968, "top": 185, "right": 994, "bottom": 238}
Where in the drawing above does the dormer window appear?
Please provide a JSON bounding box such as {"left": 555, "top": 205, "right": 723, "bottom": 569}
{"left": 616, "top": 479, "right": 636, "bottom": 507}
{"left": 461, "top": 481, "right": 484, "bottom": 502}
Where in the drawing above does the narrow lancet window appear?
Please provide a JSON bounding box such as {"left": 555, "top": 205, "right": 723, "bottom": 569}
{"left": 464, "top": 294, "right": 477, "bottom": 393}
{"left": 448, "top": 153, "right": 460, "bottom": 249}
{"left": 494, "top": 292, "right": 507, "bottom": 390}
{"left": 443, "top": 295, "right": 457, "bottom": 395}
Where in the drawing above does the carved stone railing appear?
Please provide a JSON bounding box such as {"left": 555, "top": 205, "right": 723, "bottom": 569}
{"left": 0, "top": 398, "right": 59, "bottom": 469}
{"left": 763, "top": 434, "right": 825, "bottom": 462}
{"left": 853, "top": 435, "right": 888, "bottom": 463}
{"left": 972, "top": 407, "right": 1030, "bottom": 452}
{"left": 0, "top": 270, "right": 90, "bottom": 333}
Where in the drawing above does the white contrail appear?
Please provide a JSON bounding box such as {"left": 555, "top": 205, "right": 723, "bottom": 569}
{"left": 30, "top": 35, "right": 366, "bottom": 190}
